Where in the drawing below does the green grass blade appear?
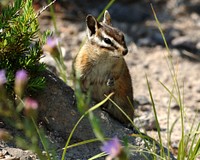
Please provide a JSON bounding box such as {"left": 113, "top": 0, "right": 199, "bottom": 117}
{"left": 107, "top": 95, "right": 162, "bottom": 155}
{"left": 105, "top": 95, "right": 134, "bottom": 127}
{"left": 129, "top": 144, "right": 166, "bottom": 160}
{"left": 159, "top": 80, "right": 181, "bottom": 155}
{"left": 191, "top": 136, "right": 200, "bottom": 159}
{"left": 169, "top": 117, "right": 179, "bottom": 146}
{"left": 159, "top": 81, "right": 178, "bottom": 103}
{"left": 150, "top": 3, "right": 184, "bottom": 132}
{"left": 185, "top": 115, "right": 197, "bottom": 159}
{"left": 47, "top": 0, "right": 58, "bottom": 34}
{"left": 61, "top": 92, "right": 114, "bottom": 160}
{"left": 188, "top": 122, "right": 200, "bottom": 159}
{"left": 88, "top": 152, "right": 107, "bottom": 160}
{"left": 166, "top": 84, "right": 174, "bottom": 158}
{"left": 150, "top": 4, "right": 189, "bottom": 160}
{"left": 65, "top": 138, "right": 109, "bottom": 149}
{"left": 97, "top": 0, "right": 116, "bottom": 21}
{"left": 146, "top": 75, "right": 166, "bottom": 159}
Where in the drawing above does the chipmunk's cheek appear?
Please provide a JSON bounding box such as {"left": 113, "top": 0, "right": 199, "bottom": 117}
{"left": 111, "top": 50, "right": 121, "bottom": 58}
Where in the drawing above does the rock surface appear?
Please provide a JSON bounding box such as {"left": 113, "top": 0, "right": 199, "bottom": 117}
{"left": 32, "top": 70, "right": 176, "bottom": 159}
{"left": 33, "top": 70, "right": 95, "bottom": 141}
{"left": 0, "top": 146, "right": 36, "bottom": 160}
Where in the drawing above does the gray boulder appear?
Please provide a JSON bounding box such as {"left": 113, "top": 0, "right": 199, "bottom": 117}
{"left": 34, "top": 70, "right": 94, "bottom": 141}
{"left": 33, "top": 70, "right": 176, "bottom": 160}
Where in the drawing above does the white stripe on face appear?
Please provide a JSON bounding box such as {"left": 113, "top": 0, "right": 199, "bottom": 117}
{"left": 87, "top": 25, "right": 126, "bottom": 54}
{"left": 101, "top": 31, "right": 122, "bottom": 49}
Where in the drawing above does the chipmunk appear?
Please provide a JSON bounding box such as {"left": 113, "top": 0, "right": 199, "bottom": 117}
{"left": 73, "top": 10, "right": 134, "bottom": 124}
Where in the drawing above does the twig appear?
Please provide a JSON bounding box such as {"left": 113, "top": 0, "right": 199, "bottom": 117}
{"left": 35, "top": 0, "right": 57, "bottom": 19}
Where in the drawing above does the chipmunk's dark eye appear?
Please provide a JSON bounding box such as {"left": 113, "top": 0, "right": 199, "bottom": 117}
{"left": 103, "top": 38, "right": 112, "bottom": 45}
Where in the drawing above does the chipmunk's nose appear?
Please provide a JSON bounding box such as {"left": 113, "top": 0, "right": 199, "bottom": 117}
{"left": 122, "top": 48, "right": 128, "bottom": 56}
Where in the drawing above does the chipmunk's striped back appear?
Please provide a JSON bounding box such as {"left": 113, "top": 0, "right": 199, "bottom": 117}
{"left": 73, "top": 10, "right": 134, "bottom": 125}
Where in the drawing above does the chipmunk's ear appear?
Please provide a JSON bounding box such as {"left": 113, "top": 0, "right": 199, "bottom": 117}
{"left": 103, "top": 10, "right": 111, "bottom": 25}
{"left": 86, "top": 15, "right": 101, "bottom": 38}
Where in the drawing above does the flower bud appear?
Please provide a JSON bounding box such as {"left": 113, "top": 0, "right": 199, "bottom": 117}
{"left": 0, "top": 70, "right": 7, "bottom": 97}
{"left": 0, "top": 70, "right": 6, "bottom": 86}
{"left": 14, "top": 69, "right": 28, "bottom": 97}
{"left": 43, "top": 37, "right": 60, "bottom": 60}
{"left": 24, "top": 97, "right": 38, "bottom": 117}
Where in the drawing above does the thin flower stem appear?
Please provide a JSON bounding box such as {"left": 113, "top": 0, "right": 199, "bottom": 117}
{"left": 32, "top": 117, "right": 51, "bottom": 160}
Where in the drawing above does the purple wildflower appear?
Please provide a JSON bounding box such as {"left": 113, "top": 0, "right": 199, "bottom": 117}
{"left": 24, "top": 97, "right": 38, "bottom": 117}
{"left": 24, "top": 97, "right": 38, "bottom": 110}
{"left": 0, "top": 70, "right": 7, "bottom": 85}
{"left": 15, "top": 69, "right": 28, "bottom": 81}
{"left": 43, "top": 36, "right": 60, "bottom": 59}
{"left": 46, "top": 37, "right": 58, "bottom": 48}
{"left": 101, "top": 137, "right": 122, "bottom": 159}
{"left": 14, "top": 69, "right": 28, "bottom": 97}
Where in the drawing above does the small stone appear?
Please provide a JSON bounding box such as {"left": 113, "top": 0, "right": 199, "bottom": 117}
{"left": 196, "top": 42, "right": 200, "bottom": 50}
{"left": 171, "top": 103, "right": 180, "bottom": 110}
{"left": 2, "top": 149, "right": 8, "bottom": 155}
{"left": 142, "top": 63, "right": 149, "bottom": 69}
{"left": 6, "top": 148, "right": 23, "bottom": 158}
{"left": 0, "top": 151, "right": 3, "bottom": 158}
{"left": 171, "top": 36, "right": 197, "bottom": 53}
{"left": 171, "top": 49, "right": 181, "bottom": 57}
{"left": 137, "top": 37, "right": 153, "bottom": 46}
{"left": 135, "top": 95, "right": 151, "bottom": 106}
{"left": 196, "top": 86, "right": 200, "bottom": 93}
{"left": 163, "top": 98, "right": 180, "bottom": 110}
{"left": 134, "top": 112, "right": 156, "bottom": 131}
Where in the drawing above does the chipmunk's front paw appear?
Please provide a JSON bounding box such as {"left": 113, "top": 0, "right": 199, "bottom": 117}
{"left": 106, "top": 77, "right": 115, "bottom": 87}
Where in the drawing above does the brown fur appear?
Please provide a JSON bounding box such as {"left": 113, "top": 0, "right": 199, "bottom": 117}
{"left": 73, "top": 11, "right": 134, "bottom": 124}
